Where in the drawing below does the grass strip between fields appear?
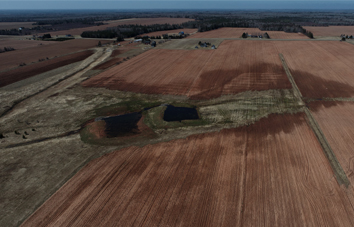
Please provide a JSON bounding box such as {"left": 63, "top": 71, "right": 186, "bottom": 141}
{"left": 279, "top": 53, "right": 350, "bottom": 187}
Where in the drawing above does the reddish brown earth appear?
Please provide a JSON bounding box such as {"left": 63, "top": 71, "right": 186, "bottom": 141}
{"left": 82, "top": 40, "right": 292, "bottom": 99}
{"left": 39, "top": 18, "right": 195, "bottom": 36}
{"left": 266, "top": 31, "right": 309, "bottom": 39}
{"left": 275, "top": 41, "right": 354, "bottom": 98}
{"left": 21, "top": 113, "right": 354, "bottom": 226}
{"left": 0, "top": 50, "right": 93, "bottom": 87}
{"left": 309, "top": 101, "right": 354, "bottom": 185}
{"left": 303, "top": 26, "right": 354, "bottom": 37}
{"left": 0, "top": 39, "right": 57, "bottom": 50}
{"left": 0, "top": 39, "right": 111, "bottom": 71}
{"left": 141, "top": 28, "right": 197, "bottom": 37}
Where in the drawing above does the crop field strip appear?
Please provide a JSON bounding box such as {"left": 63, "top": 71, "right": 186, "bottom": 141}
{"left": 82, "top": 40, "right": 292, "bottom": 99}
{"left": 303, "top": 26, "right": 354, "bottom": 37}
{"left": 21, "top": 113, "right": 354, "bottom": 226}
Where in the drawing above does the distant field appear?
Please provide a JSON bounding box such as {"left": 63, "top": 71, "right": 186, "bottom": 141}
{"left": 22, "top": 113, "right": 354, "bottom": 226}
{"left": 276, "top": 41, "right": 354, "bottom": 98}
{"left": 266, "top": 31, "right": 309, "bottom": 39}
{"left": 304, "top": 26, "right": 354, "bottom": 37}
{"left": 0, "top": 39, "right": 111, "bottom": 71}
{"left": 0, "top": 39, "right": 56, "bottom": 50}
{"left": 309, "top": 101, "right": 354, "bottom": 185}
{"left": 39, "top": 18, "right": 195, "bottom": 36}
{"left": 0, "top": 50, "right": 93, "bottom": 88}
{"left": 156, "top": 38, "right": 224, "bottom": 50}
{"left": 188, "top": 27, "right": 262, "bottom": 39}
{"left": 0, "top": 22, "right": 36, "bottom": 30}
{"left": 141, "top": 28, "right": 197, "bottom": 37}
{"left": 187, "top": 27, "right": 308, "bottom": 39}
{"left": 82, "top": 40, "right": 291, "bottom": 99}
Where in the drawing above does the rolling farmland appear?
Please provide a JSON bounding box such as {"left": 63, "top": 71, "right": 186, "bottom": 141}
{"left": 0, "top": 50, "right": 93, "bottom": 87}
{"left": 304, "top": 26, "right": 354, "bottom": 37}
{"left": 21, "top": 113, "right": 354, "bottom": 227}
{"left": 309, "top": 101, "right": 354, "bottom": 185}
{"left": 39, "top": 18, "right": 195, "bottom": 36}
{"left": 275, "top": 41, "right": 354, "bottom": 98}
{"left": 0, "top": 39, "right": 57, "bottom": 50}
{"left": 0, "top": 39, "right": 111, "bottom": 71}
{"left": 82, "top": 40, "right": 292, "bottom": 99}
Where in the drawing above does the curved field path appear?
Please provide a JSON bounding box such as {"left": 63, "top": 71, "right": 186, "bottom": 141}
{"left": 21, "top": 113, "right": 354, "bottom": 226}
{"left": 82, "top": 40, "right": 292, "bottom": 99}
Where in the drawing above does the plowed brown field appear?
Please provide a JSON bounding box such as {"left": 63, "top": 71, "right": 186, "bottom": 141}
{"left": 304, "top": 26, "right": 354, "bottom": 37}
{"left": 188, "top": 27, "right": 262, "bottom": 38}
{"left": 275, "top": 41, "right": 354, "bottom": 98}
{"left": 39, "top": 18, "right": 194, "bottom": 36}
{"left": 266, "top": 31, "right": 309, "bottom": 39}
{"left": 21, "top": 113, "right": 354, "bottom": 227}
{"left": 82, "top": 40, "right": 291, "bottom": 99}
{"left": 0, "top": 50, "right": 93, "bottom": 87}
{"left": 0, "top": 39, "right": 57, "bottom": 50}
{"left": 309, "top": 101, "right": 354, "bottom": 185}
{"left": 0, "top": 39, "right": 111, "bottom": 71}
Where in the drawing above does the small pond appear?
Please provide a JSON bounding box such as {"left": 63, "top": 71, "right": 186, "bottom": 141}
{"left": 163, "top": 105, "right": 199, "bottom": 122}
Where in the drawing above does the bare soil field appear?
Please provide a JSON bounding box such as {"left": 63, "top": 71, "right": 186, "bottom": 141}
{"left": 188, "top": 27, "right": 262, "bottom": 39}
{"left": 39, "top": 18, "right": 194, "bottom": 36}
{"left": 275, "top": 41, "right": 354, "bottom": 98}
{"left": 83, "top": 40, "right": 291, "bottom": 99}
{"left": 0, "top": 22, "right": 36, "bottom": 30}
{"left": 22, "top": 113, "right": 354, "bottom": 227}
{"left": 0, "top": 39, "right": 56, "bottom": 50}
{"left": 0, "top": 39, "right": 111, "bottom": 71}
{"left": 304, "top": 26, "right": 354, "bottom": 37}
{"left": 308, "top": 101, "right": 354, "bottom": 185}
{"left": 0, "top": 50, "right": 93, "bottom": 87}
{"left": 266, "top": 31, "right": 309, "bottom": 39}
{"left": 141, "top": 28, "right": 197, "bottom": 37}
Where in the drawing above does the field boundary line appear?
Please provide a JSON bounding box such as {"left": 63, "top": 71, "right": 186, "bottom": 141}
{"left": 304, "top": 108, "right": 349, "bottom": 187}
{"left": 279, "top": 53, "right": 350, "bottom": 187}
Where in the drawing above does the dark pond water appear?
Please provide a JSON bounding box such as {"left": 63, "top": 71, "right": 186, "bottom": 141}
{"left": 163, "top": 105, "right": 199, "bottom": 122}
{"left": 101, "top": 112, "right": 142, "bottom": 138}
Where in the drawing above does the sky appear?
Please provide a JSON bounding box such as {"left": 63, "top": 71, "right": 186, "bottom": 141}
{"left": 1, "top": 1, "right": 354, "bottom": 10}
